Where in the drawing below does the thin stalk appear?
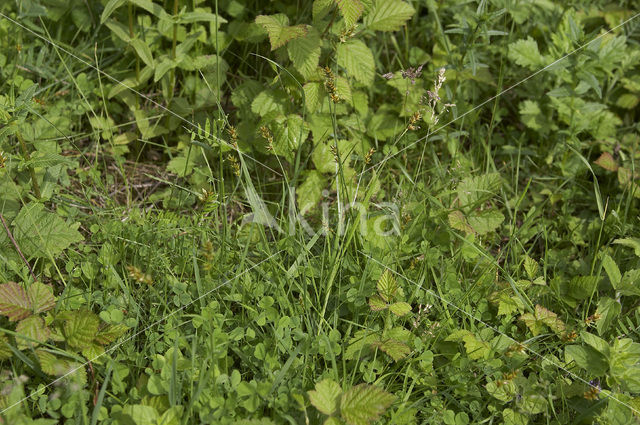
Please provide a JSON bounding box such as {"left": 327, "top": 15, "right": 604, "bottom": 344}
{"left": 169, "top": 0, "right": 179, "bottom": 100}
{"left": 16, "top": 132, "right": 41, "bottom": 199}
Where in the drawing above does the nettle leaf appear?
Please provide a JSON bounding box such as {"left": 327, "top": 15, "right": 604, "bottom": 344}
{"left": 28, "top": 282, "right": 55, "bottom": 315}
{"left": 0, "top": 282, "right": 32, "bottom": 321}
{"left": 368, "top": 295, "right": 387, "bottom": 311}
{"left": 308, "top": 378, "right": 342, "bottom": 416}
{"left": 373, "top": 338, "right": 410, "bottom": 361}
{"left": 255, "top": 14, "right": 308, "bottom": 50}
{"left": 16, "top": 316, "right": 49, "bottom": 349}
{"left": 377, "top": 269, "right": 398, "bottom": 302}
{"left": 337, "top": 39, "right": 375, "bottom": 86}
{"left": 364, "top": 0, "right": 415, "bottom": 32}
{"left": 389, "top": 302, "right": 411, "bottom": 316}
{"left": 336, "top": 0, "right": 364, "bottom": 27}
{"left": 508, "top": 37, "right": 547, "bottom": 70}
{"left": 63, "top": 309, "right": 100, "bottom": 349}
{"left": 288, "top": 27, "right": 322, "bottom": 80}
{"left": 340, "top": 384, "right": 395, "bottom": 425}
{"left": 12, "top": 202, "right": 84, "bottom": 258}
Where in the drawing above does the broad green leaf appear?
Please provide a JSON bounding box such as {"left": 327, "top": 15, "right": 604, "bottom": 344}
{"left": 27, "top": 282, "right": 55, "bottom": 315}
{"left": 613, "top": 238, "right": 640, "bottom": 257}
{"left": 337, "top": 39, "right": 375, "bottom": 85}
{"left": 251, "top": 90, "right": 286, "bottom": 116}
{"left": 364, "top": 0, "right": 415, "bottom": 32}
{"left": 334, "top": 75, "right": 353, "bottom": 104}
{"left": 502, "top": 408, "right": 528, "bottom": 425}
{"left": 340, "top": 384, "right": 395, "bottom": 425}
{"left": 486, "top": 380, "right": 517, "bottom": 402}
{"left": 368, "top": 295, "right": 387, "bottom": 311}
{"left": 374, "top": 338, "right": 410, "bottom": 361}
{"left": 595, "top": 297, "right": 621, "bottom": 335}
{"left": 497, "top": 294, "right": 523, "bottom": 317}
{"left": 130, "top": 39, "right": 154, "bottom": 68}
{"left": 345, "top": 330, "right": 379, "bottom": 360}
{"left": 448, "top": 210, "right": 474, "bottom": 234}
{"left": 377, "top": 269, "right": 397, "bottom": 302}
{"left": 389, "top": 302, "right": 411, "bottom": 316}
{"left": 523, "top": 255, "right": 539, "bottom": 280}
{"left": 564, "top": 345, "right": 608, "bottom": 375}
{"left": 154, "top": 58, "right": 177, "bottom": 82}
{"left": 581, "top": 331, "right": 610, "bottom": 357}
{"left": 336, "top": 0, "right": 364, "bottom": 27}
{"left": 12, "top": 202, "right": 84, "bottom": 258}
{"left": 63, "top": 309, "right": 100, "bottom": 349}
{"left": 313, "top": 0, "right": 334, "bottom": 21}
{"left": 119, "top": 404, "right": 159, "bottom": 425}
{"left": 82, "top": 343, "right": 105, "bottom": 363}
{"left": 105, "top": 20, "right": 131, "bottom": 43}
{"left": 16, "top": 316, "right": 49, "bottom": 349}
{"left": 462, "top": 334, "right": 490, "bottom": 360}
{"left": 508, "top": 37, "right": 547, "bottom": 70}
{"left": 255, "top": 14, "right": 308, "bottom": 50}
{"left": 100, "top": 0, "right": 126, "bottom": 23}
{"left": 128, "top": 0, "right": 171, "bottom": 20}
{"left": 457, "top": 173, "right": 502, "bottom": 208}
{"left": 287, "top": 28, "right": 322, "bottom": 79}
{"left": 594, "top": 152, "right": 619, "bottom": 172}
{"left": 308, "top": 378, "right": 342, "bottom": 416}
{"left": 466, "top": 209, "right": 504, "bottom": 235}
{"left": 157, "top": 406, "right": 184, "bottom": 425}
{"left": 297, "top": 171, "right": 326, "bottom": 213}
{"left": 303, "top": 82, "right": 323, "bottom": 113}
{"left": 535, "top": 304, "right": 565, "bottom": 334}
{"left": 0, "top": 282, "right": 31, "bottom": 321}
{"left": 519, "top": 313, "right": 543, "bottom": 336}
{"left": 567, "top": 276, "right": 598, "bottom": 300}
{"left": 272, "top": 114, "right": 309, "bottom": 160}
{"left": 617, "top": 270, "right": 640, "bottom": 296}
{"left": 95, "top": 324, "right": 128, "bottom": 345}
{"left": 36, "top": 349, "right": 73, "bottom": 376}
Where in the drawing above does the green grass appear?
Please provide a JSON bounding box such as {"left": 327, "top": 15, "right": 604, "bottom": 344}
{"left": 1, "top": 1, "right": 640, "bottom": 424}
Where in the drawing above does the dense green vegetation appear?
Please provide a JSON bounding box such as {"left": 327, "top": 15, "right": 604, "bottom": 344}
{"left": 1, "top": 0, "right": 640, "bottom": 424}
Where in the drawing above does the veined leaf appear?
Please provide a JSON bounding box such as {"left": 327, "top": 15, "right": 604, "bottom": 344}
{"left": 95, "top": 324, "right": 129, "bottom": 345}
{"left": 337, "top": 39, "right": 375, "bottom": 85}
{"left": 389, "top": 302, "right": 411, "bottom": 316}
{"left": 364, "top": 0, "right": 415, "bottom": 32}
{"left": 0, "top": 335, "right": 12, "bottom": 360}
{"left": 0, "top": 282, "right": 31, "bottom": 321}
{"left": 255, "top": 14, "right": 308, "bottom": 50}
{"left": 448, "top": 210, "right": 474, "bottom": 234}
{"left": 287, "top": 27, "right": 322, "bottom": 79}
{"left": 377, "top": 269, "right": 397, "bottom": 302}
{"left": 36, "top": 349, "right": 73, "bottom": 376}
{"left": 16, "top": 316, "right": 49, "bottom": 349}
{"left": 594, "top": 152, "right": 619, "bottom": 172}
{"left": 368, "top": 295, "right": 387, "bottom": 311}
{"left": 130, "top": 39, "right": 155, "bottom": 68}
{"left": 105, "top": 20, "right": 131, "bottom": 43}
{"left": 12, "top": 202, "right": 84, "bottom": 259}
{"left": 374, "top": 338, "right": 410, "bottom": 361}
{"left": 308, "top": 378, "right": 342, "bottom": 416}
{"left": 303, "top": 82, "right": 323, "bottom": 113}
{"left": 457, "top": 172, "right": 502, "bottom": 208}
{"left": 466, "top": 209, "right": 504, "bottom": 235}
{"left": 340, "top": 384, "right": 395, "bottom": 425}
{"left": 508, "top": 37, "right": 547, "bottom": 70}
{"left": 100, "top": 0, "right": 126, "bottom": 23}
{"left": 63, "top": 309, "right": 100, "bottom": 349}
{"left": 336, "top": 0, "right": 364, "bottom": 27}
{"left": 27, "top": 282, "right": 55, "bottom": 315}
{"left": 613, "top": 238, "right": 640, "bottom": 258}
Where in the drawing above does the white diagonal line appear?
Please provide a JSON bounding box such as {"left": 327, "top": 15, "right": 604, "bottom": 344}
{"left": 359, "top": 250, "right": 640, "bottom": 415}
{"left": 0, "top": 251, "right": 282, "bottom": 415}
{"left": 360, "top": 11, "right": 640, "bottom": 178}
{"left": 0, "top": 12, "right": 282, "bottom": 177}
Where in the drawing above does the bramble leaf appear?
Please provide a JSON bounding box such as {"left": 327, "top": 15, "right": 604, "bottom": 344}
{"left": 94, "top": 324, "right": 129, "bottom": 345}
{"left": 308, "top": 378, "right": 342, "bottom": 416}
{"left": 0, "top": 282, "right": 31, "bottom": 321}
{"left": 508, "top": 37, "right": 547, "bottom": 70}
{"left": 16, "top": 316, "right": 49, "bottom": 349}
{"left": 288, "top": 27, "right": 321, "bottom": 79}
{"left": 368, "top": 295, "right": 387, "bottom": 311}
{"left": 336, "top": 0, "right": 364, "bottom": 27}
{"left": 374, "top": 338, "right": 410, "bottom": 361}
{"left": 340, "top": 384, "right": 395, "bottom": 425}
{"left": 376, "top": 270, "right": 397, "bottom": 302}
{"left": 389, "top": 302, "right": 411, "bottom": 316}
{"left": 28, "top": 282, "right": 55, "bottom": 315}
{"left": 255, "top": 14, "right": 308, "bottom": 50}
{"left": 364, "top": 0, "right": 415, "bottom": 32}
{"left": 594, "top": 152, "right": 619, "bottom": 172}
{"left": 337, "top": 39, "right": 375, "bottom": 85}
{"left": 63, "top": 310, "right": 100, "bottom": 349}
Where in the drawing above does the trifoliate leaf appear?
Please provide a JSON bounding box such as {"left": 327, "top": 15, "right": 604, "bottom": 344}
{"left": 255, "top": 14, "right": 308, "bottom": 50}
{"left": 337, "top": 39, "right": 375, "bottom": 85}
{"left": 63, "top": 309, "right": 100, "bottom": 349}
{"left": 0, "top": 282, "right": 31, "bottom": 321}
{"left": 16, "top": 316, "right": 49, "bottom": 349}
{"left": 336, "top": 0, "right": 364, "bottom": 27}
{"left": 376, "top": 269, "right": 397, "bottom": 302}
{"left": 340, "top": 384, "right": 395, "bottom": 425}
{"left": 12, "top": 202, "right": 84, "bottom": 258}
{"left": 389, "top": 302, "right": 411, "bottom": 316}
{"left": 288, "top": 27, "right": 321, "bottom": 79}
{"left": 364, "top": 0, "right": 415, "bottom": 32}
{"left": 308, "top": 378, "right": 342, "bottom": 416}
{"left": 368, "top": 295, "right": 387, "bottom": 311}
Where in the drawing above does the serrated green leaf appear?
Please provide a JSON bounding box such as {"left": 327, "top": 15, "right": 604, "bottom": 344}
{"left": 345, "top": 330, "right": 379, "bottom": 360}
{"left": 457, "top": 172, "right": 502, "bottom": 208}
{"left": 340, "top": 384, "right": 395, "bottom": 425}
{"left": 377, "top": 269, "right": 397, "bottom": 302}
{"left": 16, "top": 316, "right": 49, "bottom": 349}
{"left": 523, "top": 256, "right": 539, "bottom": 280}
{"left": 0, "top": 282, "right": 31, "bottom": 321}
{"left": 12, "top": 202, "right": 84, "bottom": 258}
{"left": 36, "top": 349, "right": 73, "bottom": 376}
{"left": 364, "top": 0, "right": 415, "bottom": 32}
{"left": 368, "top": 295, "right": 387, "bottom": 311}
{"left": 497, "top": 294, "right": 523, "bottom": 317}
{"left": 297, "top": 171, "right": 326, "bottom": 213}
{"left": 251, "top": 90, "right": 286, "bottom": 117}
{"left": 519, "top": 313, "right": 543, "bottom": 336}
{"left": 308, "top": 378, "right": 342, "bottom": 416}
{"left": 255, "top": 15, "right": 308, "bottom": 50}
{"left": 602, "top": 254, "right": 622, "bottom": 288}
{"left": 63, "top": 310, "right": 100, "bottom": 349}
{"left": 508, "top": 37, "right": 547, "bottom": 70}
{"left": 535, "top": 304, "right": 565, "bottom": 334}
{"left": 288, "top": 27, "right": 321, "bottom": 79}
{"left": 568, "top": 276, "right": 599, "bottom": 300}
{"left": 82, "top": 343, "right": 105, "bottom": 363}
{"left": 27, "top": 282, "right": 55, "bottom": 315}
{"left": 448, "top": 210, "right": 474, "bottom": 234}
{"left": 594, "top": 152, "right": 619, "bottom": 172}
{"left": 336, "top": 0, "right": 364, "bottom": 27}
{"left": 466, "top": 209, "right": 504, "bottom": 235}
{"left": 374, "top": 338, "right": 410, "bottom": 361}
{"left": 337, "top": 39, "right": 375, "bottom": 85}
{"left": 313, "top": 0, "right": 334, "bottom": 21}
{"left": 303, "top": 82, "right": 323, "bottom": 113}
{"left": 564, "top": 345, "right": 608, "bottom": 375}
{"left": 389, "top": 302, "right": 411, "bottom": 316}
{"left": 94, "top": 324, "right": 128, "bottom": 345}
{"left": 272, "top": 114, "right": 309, "bottom": 161}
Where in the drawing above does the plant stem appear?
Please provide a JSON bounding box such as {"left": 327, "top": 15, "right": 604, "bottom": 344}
{"left": 16, "top": 131, "right": 41, "bottom": 199}
{"left": 169, "top": 0, "right": 179, "bottom": 101}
